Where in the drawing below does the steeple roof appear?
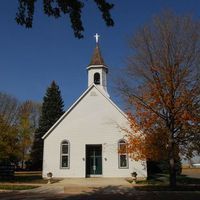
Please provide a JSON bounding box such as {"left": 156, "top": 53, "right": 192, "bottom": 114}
{"left": 89, "top": 44, "right": 105, "bottom": 66}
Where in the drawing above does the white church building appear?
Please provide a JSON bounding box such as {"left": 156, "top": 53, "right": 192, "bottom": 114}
{"left": 42, "top": 35, "right": 147, "bottom": 179}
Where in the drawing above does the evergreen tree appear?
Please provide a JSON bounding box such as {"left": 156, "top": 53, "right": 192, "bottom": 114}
{"left": 31, "top": 81, "right": 64, "bottom": 170}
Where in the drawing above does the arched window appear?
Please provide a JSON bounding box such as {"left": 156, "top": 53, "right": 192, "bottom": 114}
{"left": 60, "top": 140, "right": 69, "bottom": 168}
{"left": 118, "top": 139, "right": 128, "bottom": 168}
{"left": 94, "top": 73, "right": 100, "bottom": 85}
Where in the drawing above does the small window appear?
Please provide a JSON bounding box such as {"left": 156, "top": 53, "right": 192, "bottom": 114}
{"left": 94, "top": 73, "right": 100, "bottom": 85}
{"left": 118, "top": 139, "right": 128, "bottom": 168}
{"left": 61, "top": 140, "right": 69, "bottom": 168}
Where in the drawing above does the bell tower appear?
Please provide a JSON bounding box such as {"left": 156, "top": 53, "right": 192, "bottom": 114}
{"left": 87, "top": 33, "right": 108, "bottom": 94}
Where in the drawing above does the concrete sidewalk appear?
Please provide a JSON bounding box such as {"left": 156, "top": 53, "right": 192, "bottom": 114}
{"left": 57, "top": 178, "right": 131, "bottom": 186}
{"left": 21, "top": 178, "right": 131, "bottom": 195}
{"left": 1, "top": 178, "right": 199, "bottom": 200}
{"left": 58, "top": 178, "right": 132, "bottom": 194}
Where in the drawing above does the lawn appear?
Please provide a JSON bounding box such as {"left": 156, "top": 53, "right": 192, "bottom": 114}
{"left": 0, "top": 171, "right": 61, "bottom": 184}
{"left": 0, "top": 171, "right": 62, "bottom": 190}
{"left": 134, "top": 185, "right": 200, "bottom": 191}
{"left": 0, "top": 171, "right": 46, "bottom": 183}
{"left": 134, "top": 169, "right": 200, "bottom": 191}
{"left": 136, "top": 173, "right": 200, "bottom": 185}
{"left": 0, "top": 185, "right": 39, "bottom": 190}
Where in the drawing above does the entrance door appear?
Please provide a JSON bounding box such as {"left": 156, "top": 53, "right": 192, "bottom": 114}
{"left": 86, "top": 145, "right": 102, "bottom": 177}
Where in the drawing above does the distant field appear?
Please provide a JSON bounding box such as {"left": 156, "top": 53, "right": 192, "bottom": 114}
{"left": 182, "top": 168, "right": 200, "bottom": 178}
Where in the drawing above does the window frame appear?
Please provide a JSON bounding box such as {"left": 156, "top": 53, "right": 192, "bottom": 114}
{"left": 60, "top": 140, "right": 70, "bottom": 169}
{"left": 94, "top": 72, "right": 100, "bottom": 85}
{"left": 118, "top": 139, "right": 129, "bottom": 169}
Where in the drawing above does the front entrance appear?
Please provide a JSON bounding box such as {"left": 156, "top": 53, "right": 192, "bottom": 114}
{"left": 86, "top": 145, "right": 102, "bottom": 177}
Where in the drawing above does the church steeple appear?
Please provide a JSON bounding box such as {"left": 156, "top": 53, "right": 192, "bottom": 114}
{"left": 87, "top": 33, "right": 108, "bottom": 94}
{"left": 89, "top": 45, "right": 105, "bottom": 66}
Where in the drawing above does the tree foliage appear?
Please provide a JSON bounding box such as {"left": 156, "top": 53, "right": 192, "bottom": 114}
{"left": 0, "top": 92, "right": 20, "bottom": 163}
{"left": 18, "top": 101, "right": 41, "bottom": 168}
{"left": 31, "top": 81, "right": 64, "bottom": 170}
{"left": 0, "top": 92, "right": 41, "bottom": 166}
{"left": 15, "top": 0, "right": 114, "bottom": 38}
{"left": 0, "top": 92, "right": 20, "bottom": 131}
{"left": 118, "top": 11, "right": 200, "bottom": 187}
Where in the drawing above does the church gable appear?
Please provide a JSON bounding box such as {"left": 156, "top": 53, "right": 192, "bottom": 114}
{"left": 42, "top": 84, "right": 127, "bottom": 140}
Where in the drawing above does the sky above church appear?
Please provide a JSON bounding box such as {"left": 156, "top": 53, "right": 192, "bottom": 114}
{"left": 0, "top": 0, "right": 200, "bottom": 109}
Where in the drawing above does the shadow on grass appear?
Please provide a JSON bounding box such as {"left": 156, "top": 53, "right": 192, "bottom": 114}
{"left": 134, "top": 185, "right": 200, "bottom": 191}
{"left": 0, "top": 172, "right": 46, "bottom": 183}
{"left": 136, "top": 173, "right": 200, "bottom": 186}
{"left": 0, "top": 171, "right": 61, "bottom": 184}
{"left": 137, "top": 173, "right": 168, "bottom": 185}
{"left": 177, "top": 174, "right": 200, "bottom": 185}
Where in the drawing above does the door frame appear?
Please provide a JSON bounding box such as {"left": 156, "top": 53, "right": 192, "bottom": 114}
{"left": 85, "top": 144, "right": 103, "bottom": 177}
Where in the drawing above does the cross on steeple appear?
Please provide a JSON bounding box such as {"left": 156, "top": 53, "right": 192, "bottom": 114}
{"left": 87, "top": 34, "right": 109, "bottom": 94}
{"left": 94, "top": 33, "right": 100, "bottom": 44}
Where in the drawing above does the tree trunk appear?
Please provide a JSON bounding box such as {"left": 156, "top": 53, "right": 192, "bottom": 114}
{"left": 169, "top": 136, "right": 176, "bottom": 187}
{"left": 21, "top": 160, "right": 24, "bottom": 169}
{"left": 169, "top": 155, "right": 176, "bottom": 187}
{"left": 22, "top": 148, "right": 25, "bottom": 169}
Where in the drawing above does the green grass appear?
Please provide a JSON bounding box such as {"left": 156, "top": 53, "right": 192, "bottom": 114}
{"left": 134, "top": 185, "right": 200, "bottom": 191}
{"left": 134, "top": 173, "right": 200, "bottom": 191}
{"left": 0, "top": 185, "right": 39, "bottom": 190}
{"left": 0, "top": 171, "right": 61, "bottom": 184}
{"left": 177, "top": 174, "right": 200, "bottom": 185}
{"left": 136, "top": 173, "right": 169, "bottom": 185}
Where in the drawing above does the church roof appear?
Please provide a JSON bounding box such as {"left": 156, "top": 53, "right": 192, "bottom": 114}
{"left": 42, "top": 84, "right": 127, "bottom": 140}
{"left": 89, "top": 44, "right": 105, "bottom": 66}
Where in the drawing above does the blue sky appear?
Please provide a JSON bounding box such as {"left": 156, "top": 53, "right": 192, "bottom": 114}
{"left": 0, "top": 0, "right": 200, "bottom": 109}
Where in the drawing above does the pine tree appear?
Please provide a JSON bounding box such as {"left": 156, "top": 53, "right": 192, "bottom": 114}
{"left": 31, "top": 81, "right": 64, "bottom": 170}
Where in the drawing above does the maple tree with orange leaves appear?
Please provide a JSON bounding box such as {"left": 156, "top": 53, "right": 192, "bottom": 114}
{"left": 118, "top": 11, "right": 200, "bottom": 187}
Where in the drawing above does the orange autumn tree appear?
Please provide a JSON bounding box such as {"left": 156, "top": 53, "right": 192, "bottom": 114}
{"left": 118, "top": 11, "right": 200, "bottom": 187}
